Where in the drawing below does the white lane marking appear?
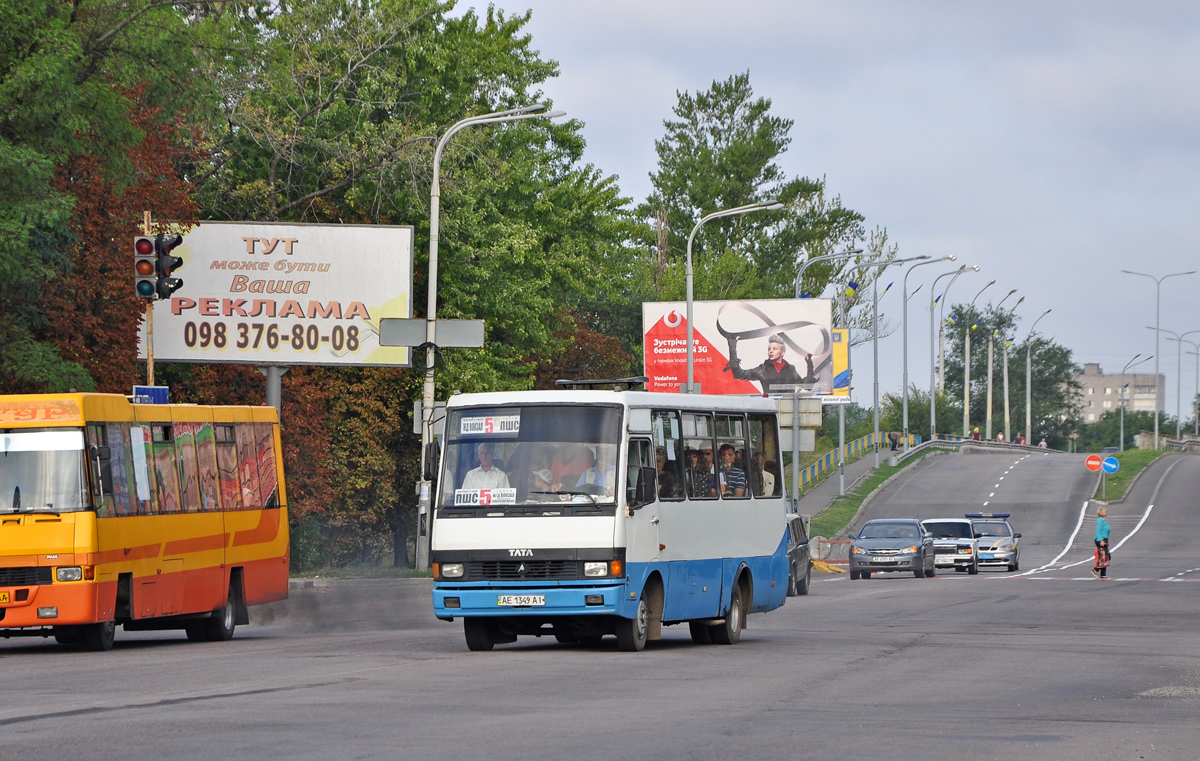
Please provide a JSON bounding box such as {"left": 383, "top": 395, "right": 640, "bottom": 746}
{"left": 989, "top": 492, "right": 995, "bottom": 497}
{"left": 983, "top": 501, "right": 990, "bottom": 506}
{"left": 1020, "top": 501, "right": 1090, "bottom": 576}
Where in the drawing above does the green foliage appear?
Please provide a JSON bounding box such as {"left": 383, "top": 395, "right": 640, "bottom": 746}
{"left": 1094, "top": 449, "right": 1161, "bottom": 502}
{"left": 1075, "top": 409, "right": 1173, "bottom": 452}
{"left": 636, "top": 71, "right": 869, "bottom": 308}
{"left": 879, "top": 388, "right": 963, "bottom": 439}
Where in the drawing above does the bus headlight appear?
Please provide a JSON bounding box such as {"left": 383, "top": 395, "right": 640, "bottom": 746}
{"left": 584, "top": 562, "right": 608, "bottom": 577}
{"left": 440, "top": 563, "right": 464, "bottom": 579}
{"left": 56, "top": 567, "right": 83, "bottom": 582}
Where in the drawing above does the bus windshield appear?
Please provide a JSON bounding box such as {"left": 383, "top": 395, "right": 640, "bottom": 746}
{"left": 0, "top": 429, "right": 90, "bottom": 514}
{"left": 439, "top": 405, "right": 622, "bottom": 509}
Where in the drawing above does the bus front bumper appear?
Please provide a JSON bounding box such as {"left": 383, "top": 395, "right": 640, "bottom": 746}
{"left": 433, "top": 582, "right": 626, "bottom": 620}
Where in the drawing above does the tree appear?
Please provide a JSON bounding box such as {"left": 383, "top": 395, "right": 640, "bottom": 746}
{"left": 637, "top": 71, "right": 876, "bottom": 311}
{"left": 1076, "top": 409, "right": 1170, "bottom": 452}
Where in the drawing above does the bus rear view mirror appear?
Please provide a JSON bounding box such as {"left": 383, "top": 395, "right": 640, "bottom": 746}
{"left": 423, "top": 442, "right": 440, "bottom": 482}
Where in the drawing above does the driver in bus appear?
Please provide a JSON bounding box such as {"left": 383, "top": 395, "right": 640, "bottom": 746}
{"left": 461, "top": 443, "right": 511, "bottom": 490}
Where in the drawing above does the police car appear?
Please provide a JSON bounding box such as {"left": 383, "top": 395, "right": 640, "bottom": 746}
{"left": 967, "top": 513, "right": 1021, "bottom": 572}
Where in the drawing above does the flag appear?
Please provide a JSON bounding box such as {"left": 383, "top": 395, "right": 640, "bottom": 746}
{"left": 844, "top": 281, "right": 859, "bottom": 298}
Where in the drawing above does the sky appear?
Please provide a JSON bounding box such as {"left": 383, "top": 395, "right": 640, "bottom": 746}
{"left": 466, "top": 1, "right": 1200, "bottom": 422}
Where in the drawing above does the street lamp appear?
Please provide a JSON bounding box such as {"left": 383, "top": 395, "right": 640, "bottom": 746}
{"left": 417, "top": 103, "right": 564, "bottom": 571}
{"left": 929, "top": 265, "right": 976, "bottom": 440}
{"left": 794, "top": 247, "right": 863, "bottom": 298}
{"left": 685, "top": 200, "right": 785, "bottom": 393}
{"left": 1155, "top": 328, "right": 1200, "bottom": 440}
{"left": 985, "top": 289, "right": 1018, "bottom": 440}
{"left": 1122, "top": 269, "right": 1196, "bottom": 448}
{"left": 1024, "top": 308, "right": 1051, "bottom": 444}
{"left": 902, "top": 256, "right": 955, "bottom": 451}
{"left": 938, "top": 266, "right": 977, "bottom": 393}
{"left": 1120, "top": 353, "right": 1151, "bottom": 451}
{"left": 962, "top": 280, "right": 995, "bottom": 437}
{"left": 1185, "top": 343, "right": 1200, "bottom": 437}
{"left": 854, "top": 255, "right": 930, "bottom": 467}
{"left": 999, "top": 296, "right": 1024, "bottom": 442}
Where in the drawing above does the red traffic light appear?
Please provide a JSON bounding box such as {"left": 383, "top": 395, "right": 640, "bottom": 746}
{"left": 135, "top": 238, "right": 154, "bottom": 256}
{"left": 134, "top": 236, "right": 157, "bottom": 299}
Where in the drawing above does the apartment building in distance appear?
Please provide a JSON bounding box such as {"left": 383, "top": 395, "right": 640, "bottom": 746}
{"left": 1074, "top": 362, "right": 1165, "bottom": 423}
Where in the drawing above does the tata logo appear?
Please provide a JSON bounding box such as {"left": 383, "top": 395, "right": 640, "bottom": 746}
{"left": 508, "top": 549, "right": 533, "bottom": 557}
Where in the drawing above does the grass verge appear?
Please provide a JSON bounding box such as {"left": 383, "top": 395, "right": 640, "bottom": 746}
{"left": 810, "top": 452, "right": 935, "bottom": 538}
{"left": 1094, "top": 449, "right": 1162, "bottom": 503}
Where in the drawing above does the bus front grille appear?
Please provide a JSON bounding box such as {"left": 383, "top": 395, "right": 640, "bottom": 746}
{"left": 469, "top": 561, "right": 578, "bottom": 581}
{"left": 0, "top": 567, "right": 52, "bottom": 586}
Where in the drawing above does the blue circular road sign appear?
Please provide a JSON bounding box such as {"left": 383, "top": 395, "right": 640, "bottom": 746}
{"left": 1102, "top": 456, "right": 1120, "bottom": 474}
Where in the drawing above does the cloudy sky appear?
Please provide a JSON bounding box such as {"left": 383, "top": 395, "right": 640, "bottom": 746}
{"left": 469, "top": 1, "right": 1200, "bottom": 421}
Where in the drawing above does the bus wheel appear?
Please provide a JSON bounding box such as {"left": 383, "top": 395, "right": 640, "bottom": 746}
{"left": 185, "top": 626, "right": 207, "bottom": 642}
{"left": 712, "top": 584, "right": 744, "bottom": 645}
{"left": 688, "top": 622, "right": 713, "bottom": 645}
{"left": 83, "top": 620, "right": 116, "bottom": 652}
{"left": 54, "top": 627, "right": 82, "bottom": 646}
{"left": 464, "top": 618, "right": 494, "bottom": 651}
{"left": 203, "top": 587, "right": 237, "bottom": 642}
{"left": 615, "top": 595, "right": 649, "bottom": 652}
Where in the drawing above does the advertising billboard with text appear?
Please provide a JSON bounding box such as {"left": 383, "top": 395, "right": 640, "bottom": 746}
{"left": 643, "top": 299, "right": 833, "bottom": 395}
{"left": 139, "top": 221, "right": 413, "bottom": 366}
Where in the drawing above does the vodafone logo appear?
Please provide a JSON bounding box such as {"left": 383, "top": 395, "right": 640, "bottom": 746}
{"left": 664, "top": 310, "right": 683, "bottom": 328}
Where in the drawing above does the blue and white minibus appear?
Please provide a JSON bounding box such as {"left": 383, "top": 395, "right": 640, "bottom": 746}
{"left": 430, "top": 385, "right": 793, "bottom": 651}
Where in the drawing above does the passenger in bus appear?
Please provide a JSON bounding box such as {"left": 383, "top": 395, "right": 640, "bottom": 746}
{"left": 686, "top": 445, "right": 717, "bottom": 498}
{"left": 461, "top": 443, "right": 511, "bottom": 490}
{"left": 752, "top": 452, "right": 776, "bottom": 496}
{"left": 575, "top": 447, "right": 616, "bottom": 495}
{"left": 529, "top": 469, "right": 558, "bottom": 501}
{"left": 717, "top": 444, "right": 746, "bottom": 498}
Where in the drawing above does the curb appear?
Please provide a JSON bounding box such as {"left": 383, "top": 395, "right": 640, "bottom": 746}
{"left": 1090, "top": 452, "right": 1169, "bottom": 506}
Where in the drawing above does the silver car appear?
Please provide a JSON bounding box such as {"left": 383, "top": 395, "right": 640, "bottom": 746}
{"left": 848, "top": 519, "right": 936, "bottom": 580}
{"left": 968, "top": 513, "right": 1021, "bottom": 571}
{"left": 922, "top": 518, "right": 979, "bottom": 575}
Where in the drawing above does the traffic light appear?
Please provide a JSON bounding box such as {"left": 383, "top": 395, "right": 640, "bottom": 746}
{"left": 154, "top": 233, "right": 184, "bottom": 299}
{"left": 135, "top": 236, "right": 156, "bottom": 298}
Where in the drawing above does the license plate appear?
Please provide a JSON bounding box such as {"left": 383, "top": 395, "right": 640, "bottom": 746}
{"left": 935, "top": 558, "right": 954, "bottom": 566}
{"left": 497, "top": 595, "right": 545, "bottom": 607}
{"left": 872, "top": 557, "right": 896, "bottom": 564}
{"left": 980, "top": 554, "right": 994, "bottom": 560}
{"left": 0, "top": 592, "right": 7, "bottom": 603}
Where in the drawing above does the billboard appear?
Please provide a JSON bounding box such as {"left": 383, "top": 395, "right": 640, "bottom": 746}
{"left": 824, "top": 328, "right": 851, "bottom": 403}
{"left": 643, "top": 299, "right": 833, "bottom": 395}
{"left": 139, "top": 221, "right": 413, "bottom": 366}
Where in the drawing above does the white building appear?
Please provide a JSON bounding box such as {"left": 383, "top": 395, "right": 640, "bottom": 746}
{"left": 1074, "top": 362, "right": 1164, "bottom": 424}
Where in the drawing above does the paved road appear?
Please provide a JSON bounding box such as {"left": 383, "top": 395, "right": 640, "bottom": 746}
{"left": 2, "top": 454, "right": 1199, "bottom": 760}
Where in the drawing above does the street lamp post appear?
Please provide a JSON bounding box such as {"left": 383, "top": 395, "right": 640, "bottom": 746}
{"left": 985, "top": 289, "right": 1018, "bottom": 440}
{"left": 1023, "top": 309, "right": 1051, "bottom": 444}
{"left": 902, "top": 256, "right": 955, "bottom": 451}
{"left": 794, "top": 248, "right": 863, "bottom": 298}
{"left": 860, "top": 255, "right": 930, "bottom": 467}
{"left": 1120, "top": 353, "right": 1150, "bottom": 451}
{"left": 963, "top": 280, "right": 996, "bottom": 437}
{"left": 1185, "top": 343, "right": 1200, "bottom": 437}
{"left": 686, "top": 201, "right": 784, "bottom": 393}
{"left": 929, "top": 265, "right": 976, "bottom": 440}
{"left": 938, "top": 267, "right": 977, "bottom": 393}
{"left": 1121, "top": 270, "right": 1196, "bottom": 448}
{"left": 1000, "top": 296, "right": 1024, "bottom": 442}
{"left": 417, "top": 103, "right": 563, "bottom": 572}
{"left": 1158, "top": 328, "right": 1200, "bottom": 440}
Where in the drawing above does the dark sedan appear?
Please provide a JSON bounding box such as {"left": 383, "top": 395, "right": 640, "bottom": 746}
{"left": 848, "top": 519, "right": 936, "bottom": 580}
{"left": 786, "top": 513, "right": 812, "bottom": 596}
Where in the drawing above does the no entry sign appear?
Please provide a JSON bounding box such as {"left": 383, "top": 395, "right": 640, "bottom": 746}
{"left": 1085, "top": 454, "right": 1103, "bottom": 472}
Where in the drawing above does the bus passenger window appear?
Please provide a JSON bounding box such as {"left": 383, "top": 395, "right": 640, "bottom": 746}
{"left": 716, "top": 414, "right": 749, "bottom": 500}
{"left": 652, "top": 410, "right": 683, "bottom": 501}
{"left": 748, "top": 414, "right": 782, "bottom": 497}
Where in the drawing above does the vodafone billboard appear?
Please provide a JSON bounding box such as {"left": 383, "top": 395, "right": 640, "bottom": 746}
{"left": 642, "top": 299, "right": 833, "bottom": 395}
{"left": 139, "top": 221, "right": 413, "bottom": 367}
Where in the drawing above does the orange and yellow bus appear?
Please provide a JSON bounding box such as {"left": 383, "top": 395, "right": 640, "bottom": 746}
{"left": 0, "top": 393, "right": 289, "bottom": 650}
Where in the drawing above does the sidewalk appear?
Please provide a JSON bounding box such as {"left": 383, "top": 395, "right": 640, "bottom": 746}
{"left": 793, "top": 445, "right": 887, "bottom": 516}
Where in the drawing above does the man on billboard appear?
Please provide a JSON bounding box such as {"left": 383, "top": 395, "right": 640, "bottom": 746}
{"left": 725, "top": 332, "right": 817, "bottom": 394}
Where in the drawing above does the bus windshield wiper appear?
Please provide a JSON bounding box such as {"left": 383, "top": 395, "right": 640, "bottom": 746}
{"left": 551, "top": 490, "right": 598, "bottom": 506}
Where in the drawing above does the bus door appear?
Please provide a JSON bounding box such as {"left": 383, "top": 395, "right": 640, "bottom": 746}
{"left": 623, "top": 436, "right": 660, "bottom": 578}
{"left": 659, "top": 411, "right": 722, "bottom": 622}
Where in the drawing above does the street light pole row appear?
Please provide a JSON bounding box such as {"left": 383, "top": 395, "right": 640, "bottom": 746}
{"left": 1121, "top": 269, "right": 1195, "bottom": 448}
{"left": 928, "top": 265, "right": 977, "bottom": 441}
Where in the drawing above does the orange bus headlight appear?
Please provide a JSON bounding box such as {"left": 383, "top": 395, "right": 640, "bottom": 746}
{"left": 56, "top": 567, "right": 83, "bottom": 582}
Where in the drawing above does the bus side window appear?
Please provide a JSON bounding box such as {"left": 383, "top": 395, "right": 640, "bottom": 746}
{"left": 748, "top": 414, "right": 782, "bottom": 497}
{"left": 652, "top": 410, "right": 684, "bottom": 501}
{"left": 151, "top": 425, "right": 182, "bottom": 514}
{"left": 214, "top": 424, "right": 241, "bottom": 511}
{"left": 234, "top": 424, "right": 262, "bottom": 509}
{"left": 716, "top": 414, "right": 749, "bottom": 500}
{"left": 173, "top": 422, "right": 202, "bottom": 513}
{"left": 106, "top": 423, "right": 137, "bottom": 517}
{"left": 681, "top": 412, "right": 716, "bottom": 500}
{"left": 194, "top": 422, "right": 221, "bottom": 512}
